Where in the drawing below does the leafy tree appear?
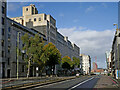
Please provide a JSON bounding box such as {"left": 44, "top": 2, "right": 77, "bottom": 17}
{"left": 43, "top": 42, "right": 61, "bottom": 75}
{"left": 61, "top": 56, "right": 73, "bottom": 69}
{"left": 73, "top": 57, "right": 80, "bottom": 68}
{"left": 21, "top": 33, "right": 45, "bottom": 78}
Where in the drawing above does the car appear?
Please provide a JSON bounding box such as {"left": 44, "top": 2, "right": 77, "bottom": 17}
{"left": 76, "top": 73, "right": 79, "bottom": 77}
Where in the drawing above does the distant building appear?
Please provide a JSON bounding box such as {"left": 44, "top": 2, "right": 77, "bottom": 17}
{"left": 92, "top": 62, "right": 98, "bottom": 72}
{"left": 80, "top": 54, "right": 91, "bottom": 74}
{"left": 105, "top": 50, "right": 112, "bottom": 74}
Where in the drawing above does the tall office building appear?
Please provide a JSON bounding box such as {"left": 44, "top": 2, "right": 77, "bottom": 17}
{"left": 0, "top": 0, "right": 6, "bottom": 78}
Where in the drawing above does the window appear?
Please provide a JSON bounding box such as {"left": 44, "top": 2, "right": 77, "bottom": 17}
{"left": 8, "top": 27, "right": 11, "bottom": 32}
{"left": 22, "top": 65, "right": 24, "bottom": 72}
{"left": 8, "top": 34, "right": 11, "bottom": 39}
{"left": 8, "top": 46, "right": 10, "bottom": 53}
{"left": 8, "top": 58, "right": 10, "bottom": 65}
{"left": 1, "top": 40, "right": 4, "bottom": 46}
{"left": 2, "top": 28, "right": 4, "bottom": 35}
{"left": 44, "top": 15, "right": 46, "bottom": 20}
{"left": 2, "top": 51, "right": 4, "bottom": 57}
{"left": 26, "top": 8, "right": 28, "bottom": 11}
{"left": 39, "top": 18, "right": 41, "bottom": 21}
{"left": 2, "top": 6, "right": 5, "bottom": 14}
{"left": 34, "top": 18, "right": 36, "bottom": 21}
{"left": 2, "top": 17, "right": 4, "bottom": 25}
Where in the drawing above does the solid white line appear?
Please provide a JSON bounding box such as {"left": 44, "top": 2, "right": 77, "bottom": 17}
{"left": 68, "top": 77, "right": 94, "bottom": 90}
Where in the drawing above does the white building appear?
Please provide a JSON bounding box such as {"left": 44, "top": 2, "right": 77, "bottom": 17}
{"left": 80, "top": 54, "right": 91, "bottom": 75}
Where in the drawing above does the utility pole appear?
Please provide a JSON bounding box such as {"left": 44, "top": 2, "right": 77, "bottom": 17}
{"left": 17, "top": 32, "right": 21, "bottom": 79}
{"left": 113, "top": 24, "right": 119, "bottom": 80}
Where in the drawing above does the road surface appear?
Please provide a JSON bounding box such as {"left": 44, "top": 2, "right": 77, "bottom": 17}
{"left": 29, "top": 75, "right": 100, "bottom": 89}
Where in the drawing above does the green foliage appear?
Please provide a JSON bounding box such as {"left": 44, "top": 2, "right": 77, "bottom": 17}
{"left": 21, "top": 33, "right": 46, "bottom": 77}
{"left": 61, "top": 56, "right": 73, "bottom": 69}
{"left": 73, "top": 57, "right": 80, "bottom": 67}
{"left": 43, "top": 42, "right": 61, "bottom": 67}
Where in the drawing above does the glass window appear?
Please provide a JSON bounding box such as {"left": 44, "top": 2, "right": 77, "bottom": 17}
{"left": 2, "top": 28, "right": 4, "bottom": 35}
{"left": 34, "top": 18, "right": 36, "bottom": 21}
{"left": 26, "top": 8, "right": 28, "bottom": 11}
{"left": 2, "top": 6, "right": 5, "bottom": 14}
{"left": 1, "top": 40, "right": 4, "bottom": 46}
{"left": 2, "top": 51, "right": 4, "bottom": 57}
{"left": 39, "top": 18, "right": 41, "bottom": 21}
{"left": 2, "top": 17, "right": 4, "bottom": 25}
{"left": 8, "top": 27, "right": 11, "bottom": 32}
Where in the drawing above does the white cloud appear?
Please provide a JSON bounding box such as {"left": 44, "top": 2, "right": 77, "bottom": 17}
{"left": 85, "top": 6, "right": 94, "bottom": 13}
{"left": 58, "top": 27, "right": 115, "bottom": 68}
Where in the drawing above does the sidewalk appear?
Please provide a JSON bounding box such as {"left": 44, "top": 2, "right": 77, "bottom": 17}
{"left": 94, "top": 75, "right": 119, "bottom": 88}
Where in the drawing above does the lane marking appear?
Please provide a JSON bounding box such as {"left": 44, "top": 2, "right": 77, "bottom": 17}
{"left": 68, "top": 77, "right": 94, "bottom": 90}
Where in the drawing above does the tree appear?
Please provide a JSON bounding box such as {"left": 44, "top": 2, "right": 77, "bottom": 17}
{"left": 61, "top": 56, "right": 73, "bottom": 69}
{"left": 43, "top": 42, "right": 61, "bottom": 75}
{"left": 21, "top": 33, "right": 45, "bottom": 78}
{"left": 73, "top": 57, "right": 80, "bottom": 68}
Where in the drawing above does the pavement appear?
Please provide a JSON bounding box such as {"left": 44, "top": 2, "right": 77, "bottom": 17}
{"left": 94, "top": 75, "right": 119, "bottom": 88}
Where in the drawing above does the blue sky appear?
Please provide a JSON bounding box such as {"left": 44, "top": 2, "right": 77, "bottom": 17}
{"left": 7, "top": 2, "right": 118, "bottom": 68}
{"left": 7, "top": 2, "right": 118, "bottom": 30}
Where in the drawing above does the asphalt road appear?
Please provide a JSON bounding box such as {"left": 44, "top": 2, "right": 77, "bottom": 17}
{"left": 30, "top": 75, "right": 100, "bottom": 89}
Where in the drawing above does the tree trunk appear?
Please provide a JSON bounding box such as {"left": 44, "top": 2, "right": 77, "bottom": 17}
{"left": 27, "top": 58, "right": 31, "bottom": 78}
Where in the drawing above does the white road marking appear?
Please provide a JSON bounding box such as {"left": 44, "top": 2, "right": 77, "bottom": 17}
{"left": 68, "top": 77, "right": 94, "bottom": 90}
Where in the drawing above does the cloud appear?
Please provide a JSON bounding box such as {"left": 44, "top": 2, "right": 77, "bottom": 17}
{"left": 85, "top": 6, "right": 94, "bottom": 13}
{"left": 58, "top": 27, "right": 115, "bottom": 68}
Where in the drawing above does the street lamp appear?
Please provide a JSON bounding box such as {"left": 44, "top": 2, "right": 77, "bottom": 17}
{"left": 17, "top": 32, "right": 21, "bottom": 79}
{"left": 113, "top": 24, "right": 119, "bottom": 80}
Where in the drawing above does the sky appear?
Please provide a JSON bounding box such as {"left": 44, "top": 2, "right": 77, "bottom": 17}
{"left": 7, "top": 2, "right": 118, "bottom": 69}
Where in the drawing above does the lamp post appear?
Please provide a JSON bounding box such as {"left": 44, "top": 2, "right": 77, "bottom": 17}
{"left": 17, "top": 32, "right": 21, "bottom": 79}
{"left": 113, "top": 24, "right": 119, "bottom": 80}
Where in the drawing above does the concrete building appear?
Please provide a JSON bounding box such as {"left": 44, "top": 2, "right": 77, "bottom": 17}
{"left": 0, "top": 4, "right": 81, "bottom": 78}
{"left": 111, "top": 30, "right": 120, "bottom": 78}
{"left": 11, "top": 4, "right": 57, "bottom": 45}
{"left": 0, "top": 0, "right": 6, "bottom": 78}
{"left": 105, "top": 50, "right": 112, "bottom": 75}
{"left": 92, "top": 62, "right": 98, "bottom": 72}
{"left": 80, "top": 54, "right": 91, "bottom": 75}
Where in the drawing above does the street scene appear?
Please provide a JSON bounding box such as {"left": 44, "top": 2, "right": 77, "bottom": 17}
{"left": 0, "top": 0, "right": 120, "bottom": 89}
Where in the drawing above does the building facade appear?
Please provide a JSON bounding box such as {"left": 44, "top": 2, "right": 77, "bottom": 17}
{"left": 80, "top": 54, "right": 91, "bottom": 75}
{"left": 11, "top": 4, "right": 57, "bottom": 45}
{"left": 0, "top": 0, "right": 6, "bottom": 78}
{"left": 111, "top": 30, "right": 120, "bottom": 78}
{"left": 105, "top": 50, "right": 112, "bottom": 75}
{"left": 0, "top": 4, "right": 81, "bottom": 78}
